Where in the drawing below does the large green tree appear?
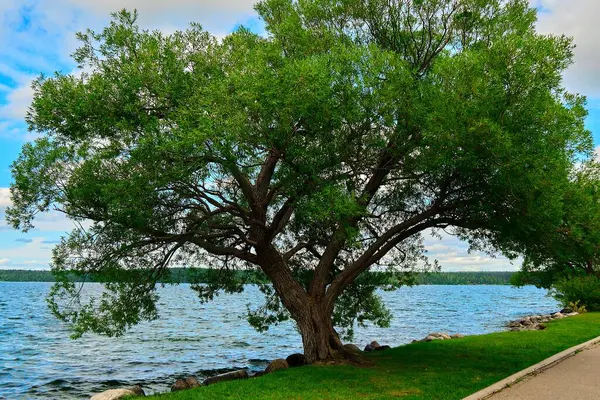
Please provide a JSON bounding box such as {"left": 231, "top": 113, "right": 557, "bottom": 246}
{"left": 7, "top": 0, "right": 592, "bottom": 362}
{"left": 514, "top": 162, "right": 600, "bottom": 288}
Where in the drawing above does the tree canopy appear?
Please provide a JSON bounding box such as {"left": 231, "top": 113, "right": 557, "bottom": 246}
{"left": 7, "top": 0, "right": 592, "bottom": 362}
{"left": 513, "top": 161, "right": 600, "bottom": 288}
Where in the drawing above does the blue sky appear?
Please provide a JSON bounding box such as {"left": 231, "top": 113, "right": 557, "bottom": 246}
{"left": 0, "top": 0, "right": 599, "bottom": 271}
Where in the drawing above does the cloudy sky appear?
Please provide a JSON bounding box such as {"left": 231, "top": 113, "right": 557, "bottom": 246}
{"left": 0, "top": 0, "right": 599, "bottom": 271}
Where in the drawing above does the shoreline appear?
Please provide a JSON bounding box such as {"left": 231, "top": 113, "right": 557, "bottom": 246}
{"left": 92, "top": 308, "right": 577, "bottom": 399}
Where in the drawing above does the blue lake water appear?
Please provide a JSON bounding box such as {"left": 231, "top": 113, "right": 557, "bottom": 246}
{"left": 0, "top": 282, "right": 558, "bottom": 399}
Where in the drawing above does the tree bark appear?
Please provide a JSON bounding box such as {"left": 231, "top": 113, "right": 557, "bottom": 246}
{"left": 294, "top": 299, "right": 345, "bottom": 364}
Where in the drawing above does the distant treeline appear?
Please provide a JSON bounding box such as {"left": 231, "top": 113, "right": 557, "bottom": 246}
{"left": 0, "top": 269, "right": 515, "bottom": 285}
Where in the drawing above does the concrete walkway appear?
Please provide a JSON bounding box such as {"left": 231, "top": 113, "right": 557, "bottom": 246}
{"left": 489, "top": 344, "right": 600, "bottom": 400}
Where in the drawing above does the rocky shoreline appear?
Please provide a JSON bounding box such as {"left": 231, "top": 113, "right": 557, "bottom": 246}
{"left": 505, "top": 310, "right": 579, "bottom": 331}
{"left": 89, "top": 309, "right": 580, "bottom": 399}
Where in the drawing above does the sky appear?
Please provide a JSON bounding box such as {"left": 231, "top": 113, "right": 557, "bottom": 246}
{"left": 0, "top": 0, "right": 599, "bottom": 272}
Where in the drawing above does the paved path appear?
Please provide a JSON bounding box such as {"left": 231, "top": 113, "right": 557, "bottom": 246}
{"left": 489, "top": 344, "right": 600, "bottom": 400}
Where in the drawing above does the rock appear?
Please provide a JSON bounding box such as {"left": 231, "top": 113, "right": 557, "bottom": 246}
{"left": 364, "top": 344, "right": 377, "bottom": 352}
{"left": 171, "top": 379, "right": 190, "bottom": 392}
{"left": 265, "top": 359, "right": 289, "bottom": 373}
{"left": 508, "top": 321, "right": 522, "bottom": 328}
{"left": 552, "top": 312, "right": 565, "bottom": 319}
{"left": 450, "top": 334, "right": 465, "bottom": 339}
{"left": 535, "top": 324, "right": 547, "bottom": 330}
{"left": 252, "top": 371, "right": 267, "bottom": 378}
{"left": 424, "top": 335, "right": 443, "bottom": 342}
{"left": 91, "top": 386, "right": 145, "bottom": 400}
{"left": 185, "top": 377, "right": 200, "bottom": 388}
{"left": 343, "top": 344, "right": 362, "bottom": 353}
{"left": 171, "top": 376, "right": 200, "bottom": 392}
{"left": 440, "top": 333, "right": 451, "bottom": 340}
{"left": 520, "top": 319, "right": 532, "bottom": 326}
{"left": 203, "top": 370, "right": 249, "bottom": 386}
{"left": 560, "top": 308, "right": 572, "bottom": 314}
{"left": 286, "top": 353, "right": 307, "bottom": 368}
{"left": 411, "top": 340, "right": 418, "bottom": 344}
{"left": 374, "top": 345, "right": 391, "bottom": 351}
{"left": 370, "top": 340, "right": 381, "bottom": 348}
{"left": 565, "top": 312, "right": 580, "bottom": 317}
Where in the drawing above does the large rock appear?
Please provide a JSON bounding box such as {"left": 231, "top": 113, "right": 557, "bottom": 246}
{"left": 552, "top": 312, "right": 565, "bottom": 319}
{"left": 90, "top": 386, "right": 145, "bottom": 400}
{"left": 424, "top": 335, "right": 443, "bottom": 342}
{"left": 286, "top": 353, "right": 307, "bottom": 368}
{"left": 203, "top": 370, "right": 248, "bottom": 386}
{"left": 343, "top": 344, "right": 362, "bottom": 353}
{"left": 265, "top": 359, "right": 289, "bottom": 373}
{"left": 171, "top": 376, "right": 200, "bottom": 392}
{"left": 450, "top": 334, "right": 465, "bottom": 339}
{"left": 364, "top": 341, "right": 382, "bottom": 352}
{"left": 426, "top": 333, "right": 450, "bottom": 340}
{"left": 507, "top": 321, "right": 522, "bottom": 328}
{"left": 374, "top": 345, "right": 391, "bottom": 351}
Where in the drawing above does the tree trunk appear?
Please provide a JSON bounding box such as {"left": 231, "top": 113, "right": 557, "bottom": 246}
{"left": 294, "top": 299, "right": 345, "bottom": 363}
{"left": 256, "top": 245, "right": 358, "bottom": 364}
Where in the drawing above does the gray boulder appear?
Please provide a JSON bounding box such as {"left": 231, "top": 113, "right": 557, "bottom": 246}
{"left": 343, "top": 344, "right": 362, "bottom": 353}
{"left": 91, "top": 386, "right": 145, "bottom": 400}
{"left": 424, "top": 335, "right": 443, "bottom": 342}
{"left": 286, "top": 353, "right": 307, "bottom": 368}
{"left": 374, "top": 345, "right": 391, "bottom": 351}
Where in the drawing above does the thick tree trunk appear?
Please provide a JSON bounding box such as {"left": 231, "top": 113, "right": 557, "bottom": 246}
{"left": 256, "top": 245, "right": 358, "bottom": 364}
{"left": 294, "top": 299, "right": 345, "bottom": 363}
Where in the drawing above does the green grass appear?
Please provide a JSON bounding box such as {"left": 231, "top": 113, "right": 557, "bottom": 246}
{"left": 147, "top": 313, "right": 600, "bottom": 400}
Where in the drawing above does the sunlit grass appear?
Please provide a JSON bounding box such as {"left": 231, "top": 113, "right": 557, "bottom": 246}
{"left": 147, "top": 313, "right": 600, "bottom": 400}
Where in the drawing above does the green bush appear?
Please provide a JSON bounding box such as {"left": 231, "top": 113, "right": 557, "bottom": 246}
{"left": 552, "top": 276, "right": 600, "bottom": 311}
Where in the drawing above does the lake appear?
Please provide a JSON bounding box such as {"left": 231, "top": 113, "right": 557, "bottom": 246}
{"left": 0, "top": 282, "right": 558, "bottom": 399}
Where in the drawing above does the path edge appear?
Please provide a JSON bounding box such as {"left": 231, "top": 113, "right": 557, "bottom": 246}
{"left": 462, "top": 334, "right": 600, "bottom": 400}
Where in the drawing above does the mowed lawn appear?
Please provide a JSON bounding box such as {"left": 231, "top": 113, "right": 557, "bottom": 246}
{"left": 147, "top": 313, "right": 600, "bottom": 400}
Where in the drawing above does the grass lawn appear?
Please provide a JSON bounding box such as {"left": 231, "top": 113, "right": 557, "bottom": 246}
{"left": 146, "top": 313, "right": 600, "bottom": 400}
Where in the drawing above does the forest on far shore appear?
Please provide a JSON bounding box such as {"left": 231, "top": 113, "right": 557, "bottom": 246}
{"left": 0, "top": 269, "right": 514, "bottom": 285}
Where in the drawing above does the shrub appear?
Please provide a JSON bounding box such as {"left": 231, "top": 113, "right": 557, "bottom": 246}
{"left": 551, "top": 276, "right": 600, "bottom": 312}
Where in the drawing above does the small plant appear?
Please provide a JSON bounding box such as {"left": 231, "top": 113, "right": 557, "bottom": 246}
{"left": 551, "top": 276, "right": 600, "bottom": 312}
{"left": 566, "top": 300, "right": 587, "bottom": 314}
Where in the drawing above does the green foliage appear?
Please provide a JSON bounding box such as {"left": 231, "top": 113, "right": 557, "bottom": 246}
{"left": 6, "top": 0, "right": 592, "bottom": 347}
{"left": 147, "top": 313, "right": 600, "bottom": 400}
{"left": 566, "top": 300, "right": 587, "bottom": 314}
{"left": 516, "top": 162, "right": 600, "bottom": 288}
{"left": 551, "top": 276, "right": 600, "bottom": 312}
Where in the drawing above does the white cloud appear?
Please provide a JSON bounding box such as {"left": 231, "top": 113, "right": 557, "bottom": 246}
{"left": 0, "top": 188, "right": 11, "bottom": 207}
{"left": 531, "top": 0, "right": 600, "bottom": 97}
{"left": 424, "top": 231, "right": 517, "bottom": 272}
{"left": 0, "top": 78, "right": 35, "bottom": 120}
{"left": 0, "top": 258, "right": 9, "bottom": 265}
